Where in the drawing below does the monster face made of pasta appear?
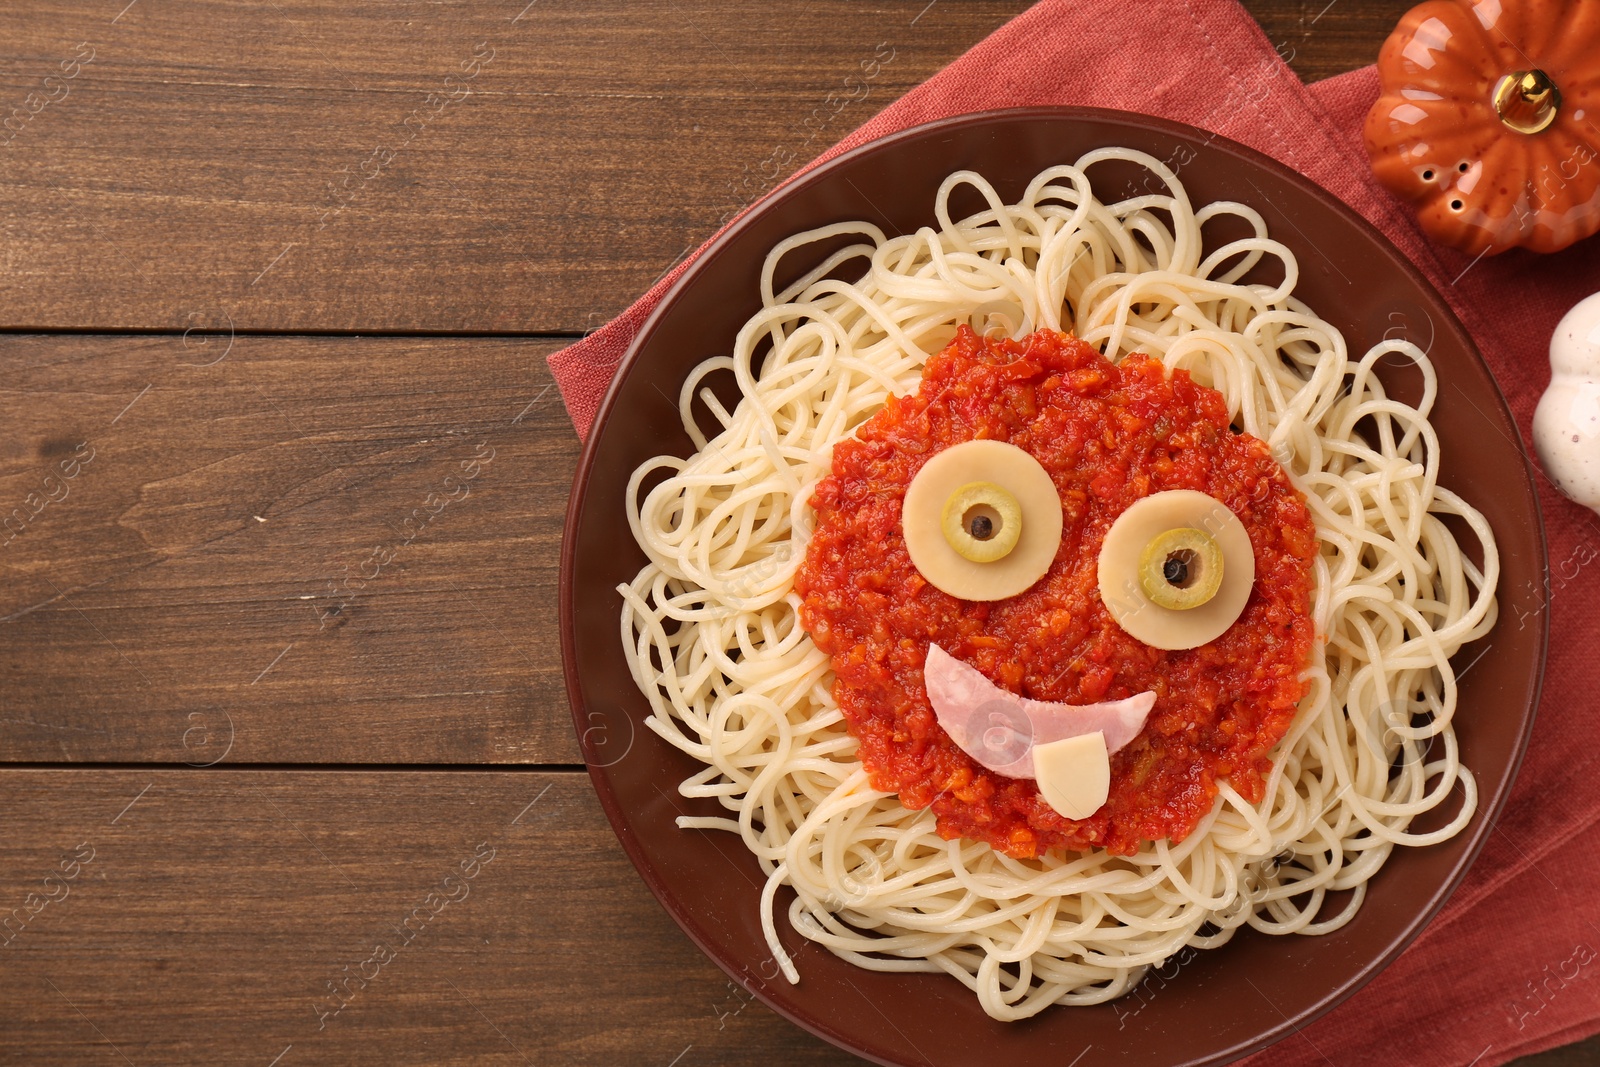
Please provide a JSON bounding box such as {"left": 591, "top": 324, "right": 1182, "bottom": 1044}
{"left": 620, "top": 149, "right": 1497, "bottom": 1021}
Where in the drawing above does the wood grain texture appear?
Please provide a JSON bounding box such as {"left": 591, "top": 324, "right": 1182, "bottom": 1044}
{"left": 1, "top": 0, "right": 1597, "bottom": 1063}
{"left": 0, "top": 0, "right": 1032, "bottom": 334}
{"left": 0, "top": 771, "right": 859, "bottom": 1065}
{"left": 0, "top": 333, "right": 580, "bottom": 764}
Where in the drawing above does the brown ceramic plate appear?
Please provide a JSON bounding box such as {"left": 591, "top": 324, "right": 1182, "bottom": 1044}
{"left": 560, "top": 108, "right": 1546, "bottom": 1067}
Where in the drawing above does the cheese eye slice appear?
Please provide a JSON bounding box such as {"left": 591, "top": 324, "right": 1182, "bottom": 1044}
{"left": 1032, "top": 731, "right": 1110, "bottom": 820}
{"left": 902, "top": 440, "right": 1062, "bottom": 601}
{"left": 1097, "top": 490, "right": 1255, "bottom": 650}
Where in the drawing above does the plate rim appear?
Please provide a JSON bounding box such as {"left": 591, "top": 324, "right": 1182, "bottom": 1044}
{"left": 559, "top": 104, "right": 1550, "bottom": 1067}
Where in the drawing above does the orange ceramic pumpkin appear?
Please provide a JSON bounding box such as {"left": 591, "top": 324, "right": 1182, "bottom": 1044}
{"left": 1365, "top": 0, "right": 1600, "bottom": 255}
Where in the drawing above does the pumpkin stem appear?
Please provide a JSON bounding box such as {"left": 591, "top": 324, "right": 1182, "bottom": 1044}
{"left": 1494, "top": 69, "right": 1561, "bottom": 134}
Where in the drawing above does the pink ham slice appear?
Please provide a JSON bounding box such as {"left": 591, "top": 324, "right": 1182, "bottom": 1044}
{"left": 924, "top": 644, "right": 1156, "bottom": 779}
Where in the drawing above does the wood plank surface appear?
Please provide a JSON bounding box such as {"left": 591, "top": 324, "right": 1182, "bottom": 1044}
{"left": 0, "top": 0, "right": 1032, "bottom": 334}
{"left": 0, "top": 333, "right": 580, "bottom": 764}
{"left": 0, "top": 771, "right": 857, "bottom": 1065}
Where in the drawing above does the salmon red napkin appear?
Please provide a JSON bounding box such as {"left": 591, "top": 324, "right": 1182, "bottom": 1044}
{"left": 548, "top": 1, "right": 1600, "bottom": 1063}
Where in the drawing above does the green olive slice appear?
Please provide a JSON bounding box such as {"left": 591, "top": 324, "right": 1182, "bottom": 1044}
{"left": 1138, "top": 528, "right": 1223, "bottom": 610}
{"left": 941, "top": 482, "right": 1022, "bottom": 563}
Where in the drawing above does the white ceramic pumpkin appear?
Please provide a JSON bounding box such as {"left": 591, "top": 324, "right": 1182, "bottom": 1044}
{"left": 1534, "top": 292, "right": 1600, "bottom": 509}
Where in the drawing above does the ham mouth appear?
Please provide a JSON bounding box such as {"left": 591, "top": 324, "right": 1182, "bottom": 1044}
{"left": 923, "top": 643, "right": 1155, "bottom": 780}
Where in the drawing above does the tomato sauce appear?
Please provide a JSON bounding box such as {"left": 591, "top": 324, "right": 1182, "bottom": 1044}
{"left": 796, "top": 327, "right": 1317, "bottom": 857}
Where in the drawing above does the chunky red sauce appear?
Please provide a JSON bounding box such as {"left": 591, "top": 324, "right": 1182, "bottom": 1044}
{"left": 796, "top": 327, "right": 1317, "bottom": 857}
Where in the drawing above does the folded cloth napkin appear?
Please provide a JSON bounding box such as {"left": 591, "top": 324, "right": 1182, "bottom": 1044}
{"left": 548, "top": 1, "right": 1600, "bottom": 1063}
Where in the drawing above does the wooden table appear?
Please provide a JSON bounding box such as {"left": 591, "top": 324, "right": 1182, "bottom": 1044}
{"left": 0, "top": 2, "right": 1590, "bottom": 1064}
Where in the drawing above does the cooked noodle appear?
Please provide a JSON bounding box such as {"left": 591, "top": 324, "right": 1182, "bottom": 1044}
{"left": 617, "top": 147, "right": 1498, "bottom": 1020}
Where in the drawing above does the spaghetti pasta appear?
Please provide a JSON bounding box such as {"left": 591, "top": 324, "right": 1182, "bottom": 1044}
{"left": 617, "top": 147, "right": 1498, "bottom": 1020}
